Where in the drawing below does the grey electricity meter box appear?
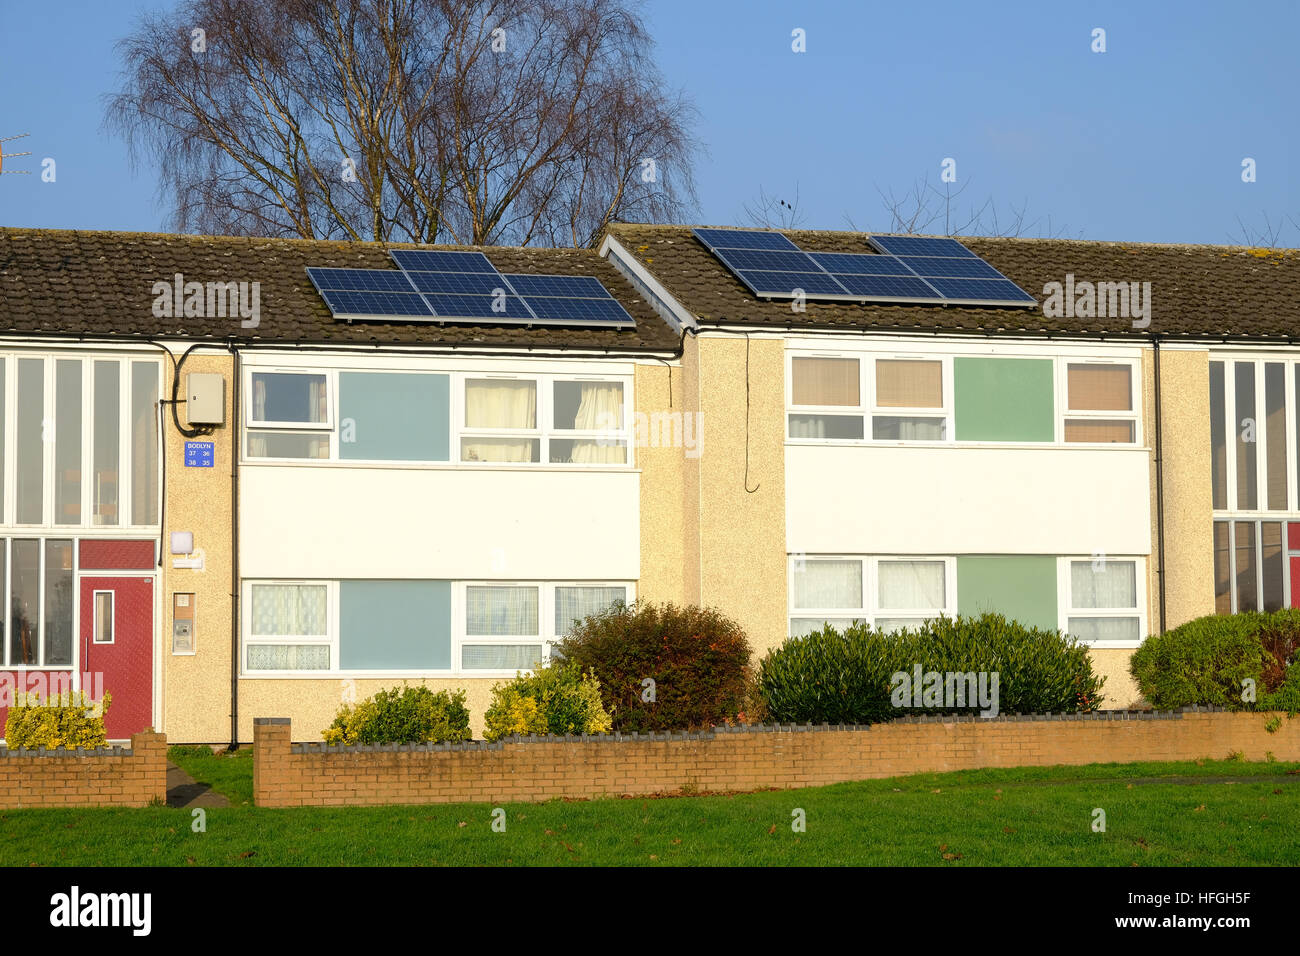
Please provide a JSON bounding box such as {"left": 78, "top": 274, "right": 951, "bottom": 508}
{"left": 186, "top": 373, "right": 225, "bottom": 425}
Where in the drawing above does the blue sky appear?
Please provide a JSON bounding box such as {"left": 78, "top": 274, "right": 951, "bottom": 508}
{"left": 1, "top": 0, "right": 1295, "bottom": 246}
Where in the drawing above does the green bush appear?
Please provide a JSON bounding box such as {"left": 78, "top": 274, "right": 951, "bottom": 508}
{"left": 1130, "top": 609, "right": 1300, "bottom": 713}
{"left": 483, "top": 660, "right": 612, "bottom": 742}
{"left": 553, "top": 601, "right": 753, "bottom": 732}
{"left": 321, "top": 685, "right": 470, "bottom": 746}
{"left": 4, "top": 691, "right": 112, "bottom": 749}
{"left": 758, "top": 613, "right": 1105, "bottom": 725}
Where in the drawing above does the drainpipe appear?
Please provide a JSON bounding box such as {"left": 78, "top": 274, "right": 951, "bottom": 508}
{"left": 1153, "top": 336, "right": 1167, "bottom": 634}
{"left": 229, "top": 346, "right": 241, "bottom": 750}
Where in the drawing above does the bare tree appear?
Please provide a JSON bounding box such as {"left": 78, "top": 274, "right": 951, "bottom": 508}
{"left": 843, "top": 174, "right": 1079, "bottom": 239}
{"left": 106, "top": 0, "right": 699, "bottom": 246}
{"left": 1227, "top": 211, "right": 1296, "bottom": 249}
{"left": 740, "top": 184, "right": 805, "bottom": 229}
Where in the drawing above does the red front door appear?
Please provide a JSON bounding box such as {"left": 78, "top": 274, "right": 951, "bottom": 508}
{"left": 79, "top": 577, "right": 154, "bottom": 740}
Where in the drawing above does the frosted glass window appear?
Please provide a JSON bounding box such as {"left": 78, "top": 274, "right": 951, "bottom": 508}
{"left": 789, "top": 617, "right": 865, "bottom": 638}
{"left": 247, "top": 645, "right": 330, "bottom": 671}
{"left": 1265, "top": 363, "right": 1287, "bottom": 510}
{"left": 1066, "top": 618, "right": 1141, "bottom": 643}
{"left": 9, "top": 540, "right": 40, "bottom": 666}
{"left": 461, "top": 644, "right": 544, "bottom": 670}
{"left": 1210, "top": 362, "right": 1226, "bottom": 510}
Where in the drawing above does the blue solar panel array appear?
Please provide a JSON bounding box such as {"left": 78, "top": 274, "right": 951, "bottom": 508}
{"left": 305, "top": 250, "right": 637, "bottom": 328}
{"left": 692, "top": 228, "right": 1036, "bottom": 307}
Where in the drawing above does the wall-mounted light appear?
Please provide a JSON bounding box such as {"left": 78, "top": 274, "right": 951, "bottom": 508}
{"left": 170, "top": 531, "right": 194, "bottom": 555}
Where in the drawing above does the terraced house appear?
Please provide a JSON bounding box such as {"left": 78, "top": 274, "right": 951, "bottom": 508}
{"left": 0, "top": 224, "right": 1295, "bottom": 743}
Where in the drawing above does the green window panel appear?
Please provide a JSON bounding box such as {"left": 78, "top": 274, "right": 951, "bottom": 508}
{"left": 954, "top": 357, "right": 1055, "bottom": 441}
{"left": 339, "top": 372, "right": 449, "bottom": 461}
{"left": 956, "top": 556, "right": 1058, "bottom": 630}
{"left": 340, "top": 580, "right": 451, "bottom": 669}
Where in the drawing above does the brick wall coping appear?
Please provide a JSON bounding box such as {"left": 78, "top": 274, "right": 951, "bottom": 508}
{"left": 0, "top": 745, "right": 132, "bottom": 757}
{"left": 283, "top": 707, "right": 1252, "bottom": 755}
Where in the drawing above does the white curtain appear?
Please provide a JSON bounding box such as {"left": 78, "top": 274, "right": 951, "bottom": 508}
{"left": 789, "top": 415, "right": 827, "bottom": 439}
{"left": 248, "top": 377, "right": 268, "bottom": 457}
{"left": 466, "top": 586, "right": 539, "bottom": 635}
{"left": 1067, "top": 617, "right": 1140, "bottom": 643}
{"left": 463, "top": 380, "right": 537, "bottom": 462}
{"left": 1070, "top": 561, "right": 1136, "bottom": 609}
{"left": 790, "top": 617, "right": 865, "bottom": 638}
{"left": 567, "top": 383, "right": 624, "bottom": 464}
{"left": 247, "top": 644, "right": 330, "bottom": 670}
{"left": 878, "top": 561, "right": 945, "bottom": 610}
{"left": 555, "top": 586, "right": 626, "bottom": 634}
{"left": 792, "top": 560, "right": 862, "bottom": 610}
{"left": 250, "top": 584, "right": 327, "bottom": 636}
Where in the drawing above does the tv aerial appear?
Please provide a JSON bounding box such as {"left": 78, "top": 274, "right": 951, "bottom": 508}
{"left": 0, "top": 134, "right": 33, "bottom": 175}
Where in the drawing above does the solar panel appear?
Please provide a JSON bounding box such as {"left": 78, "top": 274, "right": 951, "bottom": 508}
{"left": 867, "top": 235, "right": 979, "bottom": 259}
{"left": 389, "top": 249, "right": 500, "bottom": 273}
{"left": 895, "top": 256, "right": 1005, "bottom": 280}
{"left": 734, "top": 270, "right": 851, "bottom": 297}
{"left": 306, "top": 267, "right": 418, "bottom": 292}
{"left": 921, "top": 278, "right": 1038, "bottom": 305}
{"left": 708, "top": 249, "right": 822, "bottom": 273}
{"left": 831, "top": 274, "right": 944, "bottom": 300}
{"left": 807, "top": 253, "right": 916, "bottom": 276}
{"left": 692, "top": 228, "right": 801, "bottom": 251}
{"left": 314, "top": 288, "right": 434, "bottom": 318}
{"left": 524, "top": 297, "right": 636, "bottom": 325}
{"left": 504, "top": 274, "right": 611, "bottom": 298}
{"left": 405, "top": 271, "right": 518, "bottom": 296}
{"left": 422, "top": 292, "right": 536, "bottom": 321}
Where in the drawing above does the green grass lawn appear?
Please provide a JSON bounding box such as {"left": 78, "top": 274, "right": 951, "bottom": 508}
{"left": 2, "top": 751, "right": 1296, "bottom": 866}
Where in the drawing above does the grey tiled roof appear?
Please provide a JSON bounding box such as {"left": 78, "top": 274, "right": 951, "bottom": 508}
{"left": 607, "top": 223, "right": 1300, "bottom": 339}
{"left": 0, "top": 228, "right": 680, "bottom": 352}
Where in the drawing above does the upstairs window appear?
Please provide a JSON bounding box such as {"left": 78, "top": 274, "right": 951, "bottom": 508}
{"left": 788, "top": 357, "right": 864, "bottom": 440}
{"left": 873, "top": 359, "right": 945, "bottom": 440}
{"left": 1064, "top": 362, "right": 1136, "bottom": 443}
{"left": 247, "top": 371, "right": 330, "bottom": 459}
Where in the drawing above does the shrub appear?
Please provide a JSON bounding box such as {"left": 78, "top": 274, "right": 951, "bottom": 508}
{"left": 758, "top": 613, "right": 1105, "bottom": 725}
{"left": 483, "top": 661, "right": 612, "bottom": 742}
{"left": 553, "top": 601, "right": 752, "bottom": 732}
{"left": 4, "top": 691, "right": 112, "bottom": 749}
{"left": 321, "top": 685, "right": 470, "bottom": 746}
{"left": 1130, "top": 609, "right": 1300, "bottom": 713}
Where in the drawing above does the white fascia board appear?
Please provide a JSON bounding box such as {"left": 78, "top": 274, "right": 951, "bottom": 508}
{"left": 599, "top": 235, "right": 698, "bottom": 333}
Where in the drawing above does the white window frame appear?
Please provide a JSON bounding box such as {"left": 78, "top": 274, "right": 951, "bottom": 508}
{"left": 548, "top": 376, "right": 632, "bottom": 464}
{"left": 785, "top": 353, "right": 869, "bottom": 442}
{"left": 1212, "top": 518, "right": 1292, "bottom": 615}
{"left": 239, "top": 363, "right": 634, "bottom": 469}
{"left": 1056, "top": 357, "right": 1141, "bottom": 445}
{"left": 241, "top": 580, "right": 336, "bottom": 675}
{"left": 239, "top": 578, "right": 633, "bottom": 678}
{"left": 92, "top": 589, "right": 115, "bottom": 645}
{"left": 1056, "top": 556, "right": 1147, "bottom": 649}
{"left": 868, "top": 355, "right": 953, "bottom": 443}
{"left": 244, "top": 369, "right": 334, "bottom": 431}
{"left": 787, "top": 555, "right": 957, "bottom": 636}
{"left": 1211, "top": 356, "right": 1300, "bottom": 517}
{"left": 1, "top": 351, "right": 163, "bottom": 530}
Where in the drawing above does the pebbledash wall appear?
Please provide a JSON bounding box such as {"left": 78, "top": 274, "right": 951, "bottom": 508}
{"left": 252, "top": 710, "right": 1297, "bottom": 807}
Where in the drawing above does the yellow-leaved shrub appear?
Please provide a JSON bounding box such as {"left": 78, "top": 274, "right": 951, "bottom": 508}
{"left": 3, "top": 691, "right": 112, "bottom": 749}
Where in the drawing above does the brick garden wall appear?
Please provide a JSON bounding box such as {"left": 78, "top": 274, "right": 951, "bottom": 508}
{"left": 252, "top": 710, "right": 1300, "bottom": 808}
{"left": 0, "top": 731, "right": 167, "bottom": 808}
